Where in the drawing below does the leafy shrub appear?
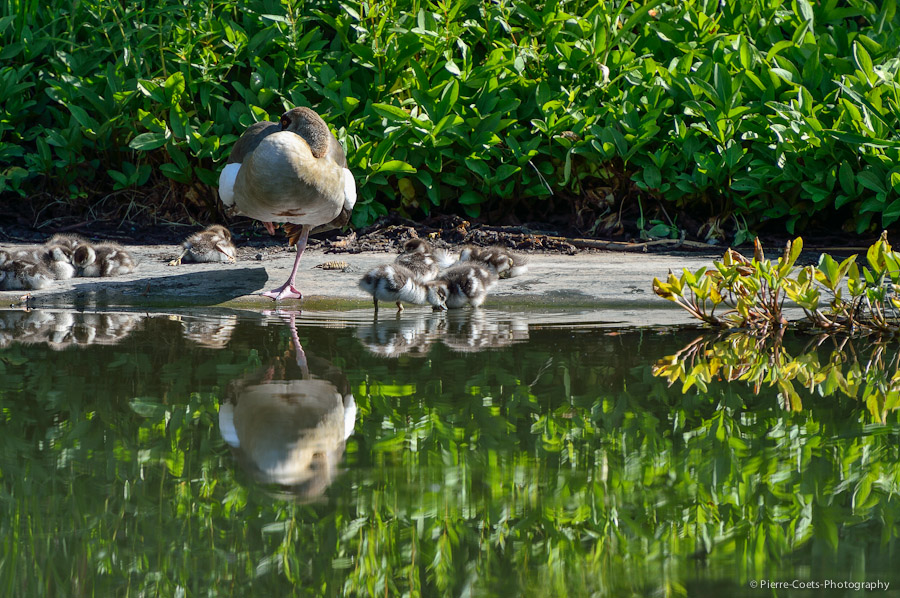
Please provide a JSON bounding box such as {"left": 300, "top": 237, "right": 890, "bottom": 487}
{"left": 1, "top": 0, "right": 900, "bottom": 235}
{"left": 653, "top": 232, "right": 900, "bottom": 335}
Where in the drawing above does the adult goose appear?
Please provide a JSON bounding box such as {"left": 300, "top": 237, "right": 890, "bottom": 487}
{"left": 218, "top": 107, "right": 357, "bottom": 300}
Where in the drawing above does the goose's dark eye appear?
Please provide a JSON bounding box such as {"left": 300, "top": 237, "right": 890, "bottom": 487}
{"left": 280, "top": 117, "right": 290, "bottom": 129}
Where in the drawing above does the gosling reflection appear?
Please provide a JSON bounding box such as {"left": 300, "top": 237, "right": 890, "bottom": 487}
{"left": 440, "top": 310, "right": 529, "bottom": 353}
{"left": 0, "top": 308, "right": 140, "bottom": 350}
{"left": 355, "top": 309, "right": 530, "bottom": 357}
{"left": 653, "top": 331, "right": 900, "bottom": 421}
{"left": 174, "top": 313, "right": 237, "bottom": 349}
{"left": 355, "top": 311, "right": 443, "bottom": 357}
{"left": 219, "top": 313, "right": 356, "bottom": 501}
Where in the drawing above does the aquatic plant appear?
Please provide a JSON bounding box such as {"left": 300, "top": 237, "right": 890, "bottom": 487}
{"left": 654, "top": 232, "right": 900, "bottom": 334}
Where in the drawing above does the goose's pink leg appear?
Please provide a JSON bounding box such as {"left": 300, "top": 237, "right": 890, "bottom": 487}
{"left": 263, "top": 224, "right": 309, "bottom": 301}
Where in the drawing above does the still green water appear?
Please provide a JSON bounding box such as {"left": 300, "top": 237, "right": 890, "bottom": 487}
{"left": 1, "top": 307, "right": 899, "bottom": 597}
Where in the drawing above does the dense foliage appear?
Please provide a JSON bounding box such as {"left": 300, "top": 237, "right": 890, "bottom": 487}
{"left": 2, "top": 0, "right": 900, "bottom": 238}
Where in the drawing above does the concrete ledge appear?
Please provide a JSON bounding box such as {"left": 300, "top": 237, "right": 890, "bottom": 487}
{"left": 0, "top": 244, "right": 717, "bottom": 327}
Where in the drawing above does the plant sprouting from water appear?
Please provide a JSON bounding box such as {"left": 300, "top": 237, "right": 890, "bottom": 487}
{"left": 654, "top": 232, "right": 900, "bottom": 335}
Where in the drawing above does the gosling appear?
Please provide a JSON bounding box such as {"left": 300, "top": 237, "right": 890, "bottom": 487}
{"left": 394, "top": 238, "right": 454, "bottom": 283}
{"left": 0, "top": 253, "right": 54, "bottom": 290}
{"left": 426, "top": 263, "right": 497, "bottom": 310}
{"left": 359, "top": 263, "right": 431, "bottom": 312}
{"left": 457, "top": 245, "right": 528, "bottom": 278}
{"left": 169, "top": 224, "right": 237, "bottom": 266}
{"left": 4, "top": 245, "right": 76, "bottom": 280}
{"left": 73, "top": 242, "right": 136, "bottom": 277}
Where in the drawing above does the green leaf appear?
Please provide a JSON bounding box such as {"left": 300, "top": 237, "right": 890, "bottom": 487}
{"left": 795, "top": 0, "right": 814, "bottom": 23}
{"left": 164, "top": 72, "right": 186, "bottom": 103}
{"left": 373, "top": 160, "right": 416, "bottom": 174}
{"left": 883, "top": 200, "right": 900, "bottom": 227}
{"left": 770, "top": 68, "right": 794, "bottom": 84}
{"left": 858, "top": 171, "right": 886, "bottom": 194}
{"left": 838, "top": 161, "right": 856, "bottom": 195}
{"left": 458, "top": 191, "right": 483, "bottom": 205}
{"left": 372, "top": 103, "right": 409, "bottom": 122}
{"left": 827, "top": 130, "right": 900, "bottom": 149}
{"left": 643, "top": 164, "right": 661, "bottom": 189}
{"left": 852, "top": 42, "right": 874, "bottom": 84}
{"left": 129, "top": 132, "right": 169, "bottom": 151}
{"left": 68, "top": 104, "right": 98, "bottom": 129}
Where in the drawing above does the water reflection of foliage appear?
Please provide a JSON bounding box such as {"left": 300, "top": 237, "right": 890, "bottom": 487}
{"left": 2, "top": 321, "right": 900, "bottom": 595}
{"left": 653, "top": 331, "right": 900, "bottom": 422}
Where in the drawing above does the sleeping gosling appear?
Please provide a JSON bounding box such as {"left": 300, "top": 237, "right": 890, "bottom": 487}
{"left": 2, "top": 245, "right": 75, "bottom": 280}
{"left": 45, "top": 233, "right": 90, "bottom": 252}
{"left": 40, "top": 244, "right": 77, "bottom": 279}
{"left": 169, "top": 224, "right": 237, "bottom": 266}
{"left": 73, "top": 242, "right": 136, "bottom": 277}
{"left": 0, "top": 255, "right": 54, "bottom": 290}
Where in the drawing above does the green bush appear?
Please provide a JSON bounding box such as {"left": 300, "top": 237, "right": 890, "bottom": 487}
{"left": 1, "top": 0, "right": 900, "bottom": 235}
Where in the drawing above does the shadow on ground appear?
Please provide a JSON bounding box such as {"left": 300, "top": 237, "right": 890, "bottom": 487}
{"left": 33, "top": 267, "right": 270, "bottom": 308}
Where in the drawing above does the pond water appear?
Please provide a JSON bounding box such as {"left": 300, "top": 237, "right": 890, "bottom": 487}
{"left": 1, "top": 307, "right": 900, "bottom": 597}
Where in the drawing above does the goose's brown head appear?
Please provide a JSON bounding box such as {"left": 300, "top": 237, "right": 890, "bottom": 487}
{"left": 280, "top": 107, "right": 330, "bottom": 159}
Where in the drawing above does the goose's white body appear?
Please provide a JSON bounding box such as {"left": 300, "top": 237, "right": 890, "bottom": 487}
{"left": 218, "top": 108, "right": 356, "bottom": 300}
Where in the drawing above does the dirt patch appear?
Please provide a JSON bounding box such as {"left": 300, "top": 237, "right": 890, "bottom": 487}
{"left": 0, "top": 211, "right": 876, "bottom": 260}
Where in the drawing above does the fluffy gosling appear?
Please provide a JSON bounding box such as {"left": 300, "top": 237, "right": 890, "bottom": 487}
{"left": 426, "top": 263, "right": 497, "bottom": 310}
{"left": 359, "top": 263, "right": 431, "bottom": 312}
{"left": 73, "top": 242, "right": 136, "bottom": 277}
{"left": 457, "top": 245, "right": 528, "bottom": 278}
{"left": 394, "top": 238, "right": 454, "bottom": 283}
{"left": 0, "top": 252, "right": 54, "bottom": 290}
{"left": 169, "top": 224, "right": 237, "bottom": 266}
{"left": 45, "top": 233, "right": 90, "bottom": 252}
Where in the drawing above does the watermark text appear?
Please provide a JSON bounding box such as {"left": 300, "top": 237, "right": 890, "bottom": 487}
{"left": 749, "top": 580, "right": 890, "bottom": 591}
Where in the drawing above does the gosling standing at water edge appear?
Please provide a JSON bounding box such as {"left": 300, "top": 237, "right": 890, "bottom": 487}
{"left": 358, "top": 264, "right": 432, "bottom": 312}
{"left": 426, "top": 263, "right": 497, "bottom": 310}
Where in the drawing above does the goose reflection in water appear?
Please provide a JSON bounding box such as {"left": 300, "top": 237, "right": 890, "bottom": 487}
{"left": 0, "top": 308, "right": 140, "bottom": 350}
{"left": 355, "top": 309, "right": 530, "bottom": 357}
{"left": 218, "top": 312, "right": 356, "bottom": 501}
